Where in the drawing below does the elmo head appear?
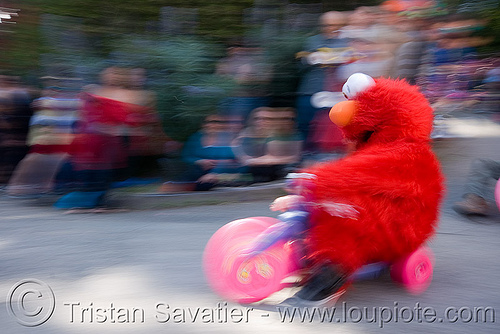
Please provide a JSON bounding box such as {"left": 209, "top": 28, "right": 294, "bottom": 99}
{"left": 330, "top": 73, "right": 434, "bottom": 149}
{"left": 304, "top": 73, "right": 444, "bottom": 274}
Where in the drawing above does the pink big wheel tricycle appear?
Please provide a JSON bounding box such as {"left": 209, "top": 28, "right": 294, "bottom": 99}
{"left": 203, "top": 173, "right": 435, "bottom": 304}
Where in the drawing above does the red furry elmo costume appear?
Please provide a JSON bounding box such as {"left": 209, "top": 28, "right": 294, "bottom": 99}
{"left": 291, "top": 73, "right": 444, "bottom": 301}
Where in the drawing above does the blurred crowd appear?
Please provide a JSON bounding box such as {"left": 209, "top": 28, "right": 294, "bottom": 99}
{"left": 1, "top": 3, "right": 499, "bottom": 209}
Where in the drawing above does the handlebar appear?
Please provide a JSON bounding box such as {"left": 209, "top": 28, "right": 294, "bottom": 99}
{"left": 238, "top": 173, "right": 317, "bottom": 261}
{"left": 239, "top": 210, "right": 310, "bottom": 260}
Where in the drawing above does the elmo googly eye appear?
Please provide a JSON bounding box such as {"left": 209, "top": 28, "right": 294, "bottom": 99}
{"left": 342, "top": 73, "right": 375, "bottom": 100}
{"left": 330, "top": 73, "right": 374, "bottom": 127}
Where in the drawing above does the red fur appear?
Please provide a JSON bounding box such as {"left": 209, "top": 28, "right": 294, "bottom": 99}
{"left": 304, "top": 78, "right": 445, "bottom": 273}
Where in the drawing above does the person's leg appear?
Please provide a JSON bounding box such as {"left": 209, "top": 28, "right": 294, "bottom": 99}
{"left": 270, "top": 164, "right": 288, "bottom": 181}
{"left": 53, "top": 160, "right": 79, "bottom": 193}
{"left": 454, "top": 159, "right": 500, "bottom": 215}
{"left": 465, "top": 159, "right": 500, "bottom": 199}
{"left": 174, "top": 163, "right": 217, "bottom": 191}
{"left": 177, "top": 163, "right": 206, "bottom": 182}
{"left": 248, "top": 166, "right": 274, "bottom": 183}
{"left": 80, "top": 169, "right": 112, "bottom": 192}
{"left": 53, "top": 168, "right": 110, "bottom": 210}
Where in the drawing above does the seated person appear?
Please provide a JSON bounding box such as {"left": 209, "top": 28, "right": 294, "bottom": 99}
{"left": 232, "top": 107, "right": 303, "bottom": 182}
{"left": 179, "top": 114, "right": 245, "bottom": 190}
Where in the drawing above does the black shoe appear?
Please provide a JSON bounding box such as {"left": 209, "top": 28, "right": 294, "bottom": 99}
{"left": 294, "top": 264, "right": 347, "bottom": 305}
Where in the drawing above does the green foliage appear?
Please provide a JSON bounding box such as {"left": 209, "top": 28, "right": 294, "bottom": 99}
{"left": 0, "top": 4, "right": 44, "bottom": 76}
{"left": 262, "top": 33, "right": 309, "bottom": 104}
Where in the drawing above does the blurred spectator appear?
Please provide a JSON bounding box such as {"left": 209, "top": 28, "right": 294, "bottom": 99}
{"left": 216, "top": 43, "right": 273, "bottom": 122}
{"left": 232, "top": 107, "right": 303, "bottom": 183}
{"left": 7, "top": 76, "right": 81, "bottom": 196}
{"left": 295, "top": 11, "right": 350, "bottom": 146}
{"left": 55, "top": 66, "right": 168, "bottom": 209}
{"left": 0, "top": 75, "right": 33, "bottom": 184}
{"left": 453, "top": 159, "right": 500, "bottom": 216}
{"left": 176, "top": 114, "right": 246, "bottom": 191}
{"left": 339, "top": 7, "right": 383, "bottom": 42}
{"left": 371, "top": 5, "right": 412, "bottom": 62}
{"left": 307, "top": 6, "right": 422, "bottom": 157}
{"left": 390, "top": 17, "right": 428, "bottom": 84}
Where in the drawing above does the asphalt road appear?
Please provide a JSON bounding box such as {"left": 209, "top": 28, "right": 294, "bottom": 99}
{"left": 0, "top": 133, "right": 499, "bottom": 334}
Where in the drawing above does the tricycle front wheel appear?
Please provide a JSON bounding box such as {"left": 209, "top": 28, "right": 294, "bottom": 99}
{"left": 203, "top": 217, "right": 295, "bottom": 303}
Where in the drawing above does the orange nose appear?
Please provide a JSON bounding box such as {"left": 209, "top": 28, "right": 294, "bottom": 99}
{"left": 329, "top": 100, "right": 358, "bottom": 127}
